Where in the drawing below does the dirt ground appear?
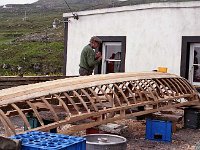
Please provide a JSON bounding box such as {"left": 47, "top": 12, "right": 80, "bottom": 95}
{"left": 117, "top": 119, "right": 200, "bottom": 150}
{"left": 3, "top": 109, "right": 200, "bottom": 150}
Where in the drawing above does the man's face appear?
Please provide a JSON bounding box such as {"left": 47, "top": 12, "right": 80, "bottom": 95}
{"left": 93, "top": 41, "right": 100, "bottom": 49}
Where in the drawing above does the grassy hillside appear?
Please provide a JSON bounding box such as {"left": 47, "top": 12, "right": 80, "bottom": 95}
{"left": 0, "top": 0, "right": 197, "bottom": 76}
{"left": 0, "top": 3, "right": 65, "bottom": 76}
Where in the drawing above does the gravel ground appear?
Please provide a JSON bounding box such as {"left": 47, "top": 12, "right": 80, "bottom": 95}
{"left": 115, "top": 119, "right": 200, "bottom": 150}
{"left": 2, "top": 109, "right": 200, "bottom": 150}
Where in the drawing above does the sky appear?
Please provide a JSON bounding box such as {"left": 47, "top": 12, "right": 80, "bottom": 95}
{"left": 0, "top": 0, "right": 38, "bottom": 6}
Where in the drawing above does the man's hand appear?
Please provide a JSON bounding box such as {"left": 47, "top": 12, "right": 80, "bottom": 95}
{"left": 97, "top": 55, "right": 102, "bottom": 61}
{"left": 95, "top": 52, "right": 102, "bottom": 59}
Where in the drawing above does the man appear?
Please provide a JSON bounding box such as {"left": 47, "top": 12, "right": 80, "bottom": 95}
{"left": 79, "top": 36, "right": 102, "bottom": 76}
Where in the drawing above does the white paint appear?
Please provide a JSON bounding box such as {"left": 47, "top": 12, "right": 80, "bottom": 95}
{"left": 0, "top": 0, "right": 38, "bottom": 6}
{"left": 63, "top": 1, "right": 200, "bottom": 76}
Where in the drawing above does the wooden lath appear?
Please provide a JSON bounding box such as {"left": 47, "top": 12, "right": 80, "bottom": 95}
{"left": 0, "top": 72, "right": 199, "bottom": 136}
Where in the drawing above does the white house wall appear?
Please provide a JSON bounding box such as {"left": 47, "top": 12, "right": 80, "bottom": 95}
{"left": 64, "top": 1, "right": 200, "bottom": 76}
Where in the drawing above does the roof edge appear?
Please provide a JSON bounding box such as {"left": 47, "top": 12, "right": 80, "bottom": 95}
{"left": 63, "top": 1, "right": 200, "bottom": 18}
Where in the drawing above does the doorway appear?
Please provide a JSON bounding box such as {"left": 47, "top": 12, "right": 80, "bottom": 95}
{"left": 101, "top": 42, "right": 122, "bottom": 74}
{"left": 95, "top": 36, "right": 126, "bottom": 74}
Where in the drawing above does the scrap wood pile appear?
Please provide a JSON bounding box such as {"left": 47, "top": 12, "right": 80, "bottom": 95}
{"left": 0, "top": 72, "right": 199, "bottom": 137}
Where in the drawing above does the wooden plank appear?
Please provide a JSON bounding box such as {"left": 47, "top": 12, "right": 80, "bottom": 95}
{"left": 0, "top": 116, "right": 12, "bottom": 136}
{"left": 63, "top": 92, "right": 80, "bottom": 114}
{"left": 26, "top": 101, "right": 44, "bottom": 126}
{"left": 0, "top": 72, "right": 178, "bottom": 104}
{"left": 54, "top": 94, "right": 71, "bottom": 117}
{"left": 73, "top": 91, "right": 90, "bottom": 112}
{"left": 60, "top": 100, "right": 199, "bottom": 134}
{"left": 40, "top": 97, "right": 59, "bottom": 121}
{"left": 123, "top": 82, "right": 137, "bottom": 103}
{"left": 97, "top": 86, "right": 115, "bottom": 107}
{"left": 11, "top": 104, "right": 31, "bottom": 130}
{"left": 81, "top": 89, "right": 98, "bottom": 112}
{"left": 113, "top": 83, "right": 130, "bottom": 105}
{"left": 105, "top": 85, "right": 122, "bottom": 106}
{"left": 0, "top": 109, "right": 15, "bottom": 135}
{"left": 89, "top": 88, "right": 104, "bottom": 106}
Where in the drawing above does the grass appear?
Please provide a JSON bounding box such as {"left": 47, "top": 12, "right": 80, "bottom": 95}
{"left": 0, "top": 8, "right": 65, "bottom": 76}
{"left": 0, "top": 41, "right": 64, "bottom": 76}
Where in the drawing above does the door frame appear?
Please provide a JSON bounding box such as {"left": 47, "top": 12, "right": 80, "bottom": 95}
{"left": 181, "top": 36, "right": 200, "bottom": 79}
{"left": 101, "top": 42, "right": 122, "bottom": 74}
{"left": 188, "top": 43, "right": 200, "bottom": 85}
{"left": 95, "top": 36, "right": 126, "bottom": 74}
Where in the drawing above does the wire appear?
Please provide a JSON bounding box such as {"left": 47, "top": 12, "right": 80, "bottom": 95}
{"left": 63, "top": 0, "right": 79, "bottom": 20}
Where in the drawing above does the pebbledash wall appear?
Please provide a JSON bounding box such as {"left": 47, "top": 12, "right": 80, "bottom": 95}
{"left": 63, "top": 1, "right": 200, "bottom": 77}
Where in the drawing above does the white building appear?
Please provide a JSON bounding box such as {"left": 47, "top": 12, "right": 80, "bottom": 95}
{"left": 63, "top": 1, "right": 200, "bottom": 86}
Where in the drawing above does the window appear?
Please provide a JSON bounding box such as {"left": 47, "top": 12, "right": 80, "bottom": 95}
{"left": 102, "top": 42, "right": 122, "bottom": 74}
{"left": 95, "top": 36, "right": 126, "bottom": 74}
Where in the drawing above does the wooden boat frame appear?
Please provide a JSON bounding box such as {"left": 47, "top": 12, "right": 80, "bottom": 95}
{"left": 0, "top": 72, "right": 199, "bottom": 136}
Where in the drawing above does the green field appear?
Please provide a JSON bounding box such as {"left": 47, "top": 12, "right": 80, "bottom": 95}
{"left": 0, "top": 7, "right": 65, "bottom": 76}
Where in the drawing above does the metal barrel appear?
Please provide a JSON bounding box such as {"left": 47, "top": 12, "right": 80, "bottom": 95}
{"left": 84, "top": 134, "right": 127, "bottom": 150}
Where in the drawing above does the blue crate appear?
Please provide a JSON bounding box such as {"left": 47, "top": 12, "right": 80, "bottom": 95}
{"left": 145, "top": 118, "right": 172, "bottom": 142}
{"left": 10, "top": 131, "right": 86, "bottom": 150}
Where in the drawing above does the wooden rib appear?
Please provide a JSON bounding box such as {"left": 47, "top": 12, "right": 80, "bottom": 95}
{"left": 54, "top": 94, "right": 71, "bottom": 117}
{"left": 142, "top": 79, "right": 157, "bottom": 100}
{"left": 0, "top": 109, "right": 15, "bottom": 135}
{"left": 160, "top": 79, "right": 176, "bottom": 96}
{"left": 146, "top": 80, "right": 160, "bottom": 99}
{"left": 63, "top": 92, "right": 80, "bottom": 113}
{"left": 73, "top": 91, "right": 90, "bottom": 112}
{"left": 113, "top": 83, "right": 130, "bottom": 105}
{"left": 169, "top": 78, "right": 183, "bottom": 94}
{"left": 129, "top": 81, "right": 143, "bottom": 101}
{"left": 81, "top": 89, "right": 99, "bottom": 112}
{"left": 134, "top": 81, "right": 150, "bottom": 101}
{"left": 97, "top": 86, "right": 115, "bottom": 107}
{"left": 181, "top": 78, "right": 195, "bottom": 93}
{"left": 152, "top": 79, "right": 165, "bottom": 97}
{"left": 178, "top": 78, "right": 193, "bottom": 93}
{"left": 11, "top": 104, "right": 31, "bottom": 130}
{"left": 0, "top": 115, "right": 12, "bottom": 136}
{"left": 123, "top": 82, "right": 137, "bottom": 103}
{"left": 40, "top": 97, "right": 59, "bottom": 121}
{"left": 166, "top": 78, "right": 179, "bottom": 95}
{"left": 26, "top": 95, "right": 197, "bottom": 134}
{"left": 105, "top": 84, "right": 122, "bottom": 106}
{"left": 155, "top": 79, "right": 170, "bottom": 96}
{"left": 174, "top": 78, "right": 187, "bottom": 94}
{"left": 88, "top": 88, "right": 104, "bottom": 106}
{"left": 26, "top": 101, "right": 44, "bottom": 126}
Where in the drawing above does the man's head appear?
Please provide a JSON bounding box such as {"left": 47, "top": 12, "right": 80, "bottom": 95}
{"left": 90, "top": 36, "right": 102, "bottom": 49}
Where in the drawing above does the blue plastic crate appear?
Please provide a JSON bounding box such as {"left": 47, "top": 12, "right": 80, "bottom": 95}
{"left": 145, "top": 118, "right": 172, "bottom": 142}
{"left": 10, "top": 131, "right": 86, "bottom": 150}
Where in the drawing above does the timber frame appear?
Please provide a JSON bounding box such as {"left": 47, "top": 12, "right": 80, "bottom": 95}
{"left": 0, "top": 72, "right": 199, "bottom": 136}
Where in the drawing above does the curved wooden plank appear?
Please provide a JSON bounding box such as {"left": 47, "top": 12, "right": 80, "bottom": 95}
{"left": 26, "top": 101, "right": 44, "bottom": 126}
{"left": 73, "top": 91, "right": 90, "bottom": 112}
{"left": 11, "top": 104, "right": 31, "bottom": 130}
{"left": 54, "top": 94, "right": 71, "bottom": 117}
{"left": 63, "top": 92, "right": 80, "bottom": 114}
{"left": 0, "top": 109, "right": 15, "bottom": 135}
{"left": 81, "top": 89, "right": 98, "bottom": 112}
{"left": 105, "top": 84, "right": 122, "bottom": 106}
{"left": 40, "top": 97, "right": 59, "bottom": 121}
